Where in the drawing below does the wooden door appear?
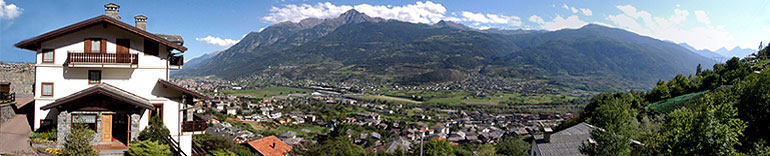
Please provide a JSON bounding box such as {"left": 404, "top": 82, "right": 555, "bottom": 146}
{"left": 101, "top": 114, "right": 113, "bottom": 142}
{"left": 117, "top": 39, "right": 130, "bottom": 63}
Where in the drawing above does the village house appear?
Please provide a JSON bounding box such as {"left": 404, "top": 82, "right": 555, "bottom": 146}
{"left": 13, "top": 3, "right": 208, "bottom": 155}
{"left": 245, "top": 136, "right": 292, "bottom": 156}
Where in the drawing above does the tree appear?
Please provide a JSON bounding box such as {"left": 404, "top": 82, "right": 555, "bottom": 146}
{"left": 476, "top": 144, "right": 502, "bottom": 156}
{"left": 414, "top": 139, "right": 454, "bottom": 156}
{"left": 584, "top": 93, "right": 640, "bottom": 138}
{"left": 495, "top": 137, "right": 529, "bottom": 156}
{"left": 210, "top": 149, "right": 238, "bottom": 156}
{"left": 736, "top": 70, "right": 770, "bottom": 147}
{"left": 696, "top": 64, "right": 703, "bottom": 75}
{"left": 580, "top": 130, "right": 631, "bottom": 156}
{"left": 128, "top": 140, "right": 171, "bottom": 156}
{"left": 138, "top": 116, "right": 171, "bottom": 145}
{"left": 61, "top": 124, "right": 97, "bottom": 156}
{"left": 652, "top": 88, "right": 746, "bottom": 155}
{"left": 300, "top": 136, "right": 366, "bottom": 156}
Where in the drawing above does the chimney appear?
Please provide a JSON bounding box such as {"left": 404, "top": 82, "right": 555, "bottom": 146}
{"left": 104, "top": 3, "right": 121, "bottom": 19}
{"left": 272, "top": 142, "right": 276, "bottom": 149}
{"left": 134, "top": 15, "right": 147, "bottom": 31}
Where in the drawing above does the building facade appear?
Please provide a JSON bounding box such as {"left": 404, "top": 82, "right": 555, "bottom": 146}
{"left": 14, "top": 3, "right": 206, "bottom": 155}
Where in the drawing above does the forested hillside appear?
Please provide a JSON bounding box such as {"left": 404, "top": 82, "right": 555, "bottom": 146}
{"left": 577, "top": 46, "right": 770, "bottom": 155}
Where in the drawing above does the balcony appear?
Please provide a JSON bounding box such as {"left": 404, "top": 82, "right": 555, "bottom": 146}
{"left": 66, "top": 51, "right": 138, "bottom": 68}
{"left": 182, "top": 120, "right": 207, "bottom": 132}
{"left": 169, "top": 55, "right": 183, "bottom": 66}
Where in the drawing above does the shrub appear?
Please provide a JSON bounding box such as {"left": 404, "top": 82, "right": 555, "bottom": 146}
{"left": 61, "top": 124, "right": 97, "bottom": 156}
{"left": 138, "top": 116, "right": 171, "bottom": 145}
{"left": 128, "top": 140, "right": 171, "bottom": 156}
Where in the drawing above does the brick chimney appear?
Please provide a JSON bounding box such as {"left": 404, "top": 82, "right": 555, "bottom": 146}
{"left": 104, "top": 3, "right": 120, "bottom": 19}
{"left": 134, "top": 15, "right": 147, "bottom": 31}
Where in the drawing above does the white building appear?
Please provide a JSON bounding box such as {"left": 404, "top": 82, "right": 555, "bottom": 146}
{"left": 14, "top": 3, "right": 207, "bottom": 155}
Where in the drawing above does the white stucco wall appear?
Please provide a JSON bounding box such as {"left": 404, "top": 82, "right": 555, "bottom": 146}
{"left": 31, "top": 22, "right": 186, "bottom": 136}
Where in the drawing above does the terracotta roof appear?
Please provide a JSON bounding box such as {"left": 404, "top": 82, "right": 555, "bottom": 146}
{"left": 157, "top": 79, "right": 210, "bottom": 100}
{"left": 245, "top": 136, "right": 292, "bottom": 156}
{"left": 14, "top": 15, "right": 187, "bottom": 52}
{"left": 41, "top": 83, "right": 152, "bottom": 110}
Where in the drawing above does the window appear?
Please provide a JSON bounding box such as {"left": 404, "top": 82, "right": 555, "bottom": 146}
{"left": 42, "top": 49, "right": 54, "bottom": 63}
{"left": 41, "top": 82, "right": 53, "bottom": 96}
{"left": 144, "top": 39, "right": 159, "bottom": 56}
{"left": 71, "top": 114, "right": 97, "bottom": 131}
{"left": 91, "top": 40, "right": 101, "bottom": 52}
{"left": 151, "top": 103, "right": 163, "bottom": 120}
{"left": 88, "top": 70, "right": 101, "bottom": 84}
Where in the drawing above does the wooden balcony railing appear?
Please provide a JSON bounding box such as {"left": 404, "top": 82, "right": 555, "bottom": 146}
{"left": 182, "top": 120, "right": 207, "bottom": 132}
{"left": 67, "top": 51, "right": 138, "bottom": 64}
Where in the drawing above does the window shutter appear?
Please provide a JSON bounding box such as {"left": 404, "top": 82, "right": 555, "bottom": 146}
{"left": 100, "top": 39, "right": 107, "bottom": 53}
{"left": 84, "top": 39, "right": 92, "bottom": 53}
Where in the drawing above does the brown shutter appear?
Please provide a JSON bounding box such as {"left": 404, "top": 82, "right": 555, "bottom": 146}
{"left": 100, "top": 39, "right": 107, "bottom": 53}
{"left": 84, "top": 39, "right": 92, "bottom": 53}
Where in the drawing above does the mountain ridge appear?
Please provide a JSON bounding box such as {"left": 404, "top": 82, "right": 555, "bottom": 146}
{"left": 177, "top": 9, "right": 715, "bottom": 91}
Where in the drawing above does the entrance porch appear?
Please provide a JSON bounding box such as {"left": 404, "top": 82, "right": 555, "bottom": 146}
{"left": 39, "top": 84, "right": 152, "bottom": 149}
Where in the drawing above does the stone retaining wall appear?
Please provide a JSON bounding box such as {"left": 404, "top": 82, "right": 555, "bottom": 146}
{"left": 0, "top": 102, "right": 16, "bottom": 125}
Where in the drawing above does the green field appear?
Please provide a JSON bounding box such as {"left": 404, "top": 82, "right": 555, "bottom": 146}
{"left": 371, "top": 89, "right": 583, "bottom": 106}
{"left": 358, "top": 95, "right": 423, "bottom": 104}
{"left": 220, "top": 87, "right": 311, "bottom": 98}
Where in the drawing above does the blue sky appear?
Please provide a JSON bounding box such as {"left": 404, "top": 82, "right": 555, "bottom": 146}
{"left": 2, "top": 0, "right": 770, "bottom": 62}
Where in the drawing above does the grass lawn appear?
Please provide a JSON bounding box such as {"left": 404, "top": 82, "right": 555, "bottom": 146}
{"left": 221, "top": 87, "right": 311, "bottom": 98}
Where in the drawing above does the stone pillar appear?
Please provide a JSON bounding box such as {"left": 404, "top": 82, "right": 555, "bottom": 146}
{"left": 130, "top": 113, "right": 141, "bottom": 141}
{"left": 56, "top": 111, "right": 70, "bottom": 148}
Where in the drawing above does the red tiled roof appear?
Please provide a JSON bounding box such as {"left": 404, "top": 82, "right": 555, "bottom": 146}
{"left": 246, "top": 136, "right": 292, "bottom": 156}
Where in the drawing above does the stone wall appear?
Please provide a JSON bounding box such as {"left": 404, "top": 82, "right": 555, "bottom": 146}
{"left": 56, "top": 111, "right": 70, "bottom": 148}
{"left": 56, "top": 111, "right": 104, "bottom": 147}
{"left": 0, "top": 102, "right": 15, "bottom": 125}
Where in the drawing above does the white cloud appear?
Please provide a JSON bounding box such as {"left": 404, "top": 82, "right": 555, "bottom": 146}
{"left": 262, "top": 1, "right": 524, "bottom": 28}
{"left": 528, "top": 15, "right": 545, "bottom": 24}
{"left": 539, "top": 15, "right": 588, "bottom": 30}
{"left": 263, "top": 1, "right": 448, "bottom": 24}
{"left": 0, "top": 0, "right": 23, "bottom": 20}
{"left": 694, "top": 10, "right": 710, "bottom": 24}
{"left": 196, "top": 36, "right": 240, "bottom": 48}
{"left": 580, "top": 8, "right": 592, "bottom": 16}
{"left": 459, "top": 11, "right": 522, "bottom": 26}
{"left": 606, "top": 5, "right": 735, "bottom": 51}
{"left": 562, "top": 4, "right": 592, "bottom": 16}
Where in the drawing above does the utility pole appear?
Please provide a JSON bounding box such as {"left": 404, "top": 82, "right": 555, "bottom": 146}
{"left": 420, "top": 131, "right": 424, "bottom": 156}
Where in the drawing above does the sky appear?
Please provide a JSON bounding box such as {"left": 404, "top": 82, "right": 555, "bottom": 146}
{"left": 2, "top": 0, "right": 770, "bottom": 63}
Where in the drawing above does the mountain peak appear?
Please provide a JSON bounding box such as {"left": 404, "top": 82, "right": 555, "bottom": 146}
{"left": 341, "top": 9, "right": 362, "bottom": 16}
{"left": 434, "top": 20, "right": 472, "bottom": 30}
{"left": 334, "top": 9, "right": 382, "bottom": 24}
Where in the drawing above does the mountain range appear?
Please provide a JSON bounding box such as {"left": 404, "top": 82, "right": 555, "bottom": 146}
{"left": 678, "top": 42, "right": 758, "bottom": 61}
{"left": 177, "top": 9, "right": 715, "bottom": 91}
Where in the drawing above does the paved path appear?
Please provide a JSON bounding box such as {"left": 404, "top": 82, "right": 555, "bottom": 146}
{"left": 0, "top": 114, "right": 35, "bottom": 155}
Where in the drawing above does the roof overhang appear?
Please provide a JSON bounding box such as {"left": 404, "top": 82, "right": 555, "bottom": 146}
{"left": 14, "top": 15, "right": 187, "bottom": 52}
{"left": 157, "top": 79, "right": 210, "bottom": 100}
{"left": 41, "top": 83, "right": 152, "bottom": 110}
